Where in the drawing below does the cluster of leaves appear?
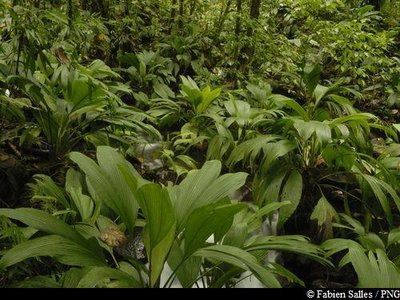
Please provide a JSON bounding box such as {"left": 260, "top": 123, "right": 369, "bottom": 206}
{"left": 0, "top": 146, "right": 329, "bottom": 287}
{"left": 1, "top": 0, "right": 400, "bottom": 289}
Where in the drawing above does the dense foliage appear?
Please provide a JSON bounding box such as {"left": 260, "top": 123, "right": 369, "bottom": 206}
{"left": 0, "top": 0, "right": 399, "bottom": 288}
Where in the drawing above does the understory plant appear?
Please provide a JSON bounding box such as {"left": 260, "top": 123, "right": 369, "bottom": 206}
{"left": 203, "top": 65, "right": 400, "bottom": 239}
{"left": 0, "top": 146, "right": 329, "bottom": 288}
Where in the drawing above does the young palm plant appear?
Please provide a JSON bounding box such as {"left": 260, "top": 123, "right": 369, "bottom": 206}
{"left": 322, "top": 213, "right": 400, "bottom": 287}
{"left": 3, "top": 55, "right": 159, "bottom": 160}
{"left": 0, "top": 146, "right": 329, "bottom": 287}
{"left": 224, "top": 65, "right": 400, "bottom": 238}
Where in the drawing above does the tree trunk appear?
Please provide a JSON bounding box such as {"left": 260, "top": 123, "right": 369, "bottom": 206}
{"left": 170, "top": 0, "right": 177, "bottom": 32}
{"left": 246, "top": 0, "right": 262, "bottom": 52}
{"left": 249, "top": 0, "right": 261, "bottom": 19}
{"left": 247, "top": 0, "right": 261, "bottom": 36}
{"left": 213, "top": 0, "right": 232, "bottom": 42}
{"left": 178, "top": 0, "right": 184, "bottom": 30}
{"left": 124, "top": 0, "right": 129, "bottom": 16}
{"left": 235, "top": 0, "right": 242, "bottom": 36}
{"left": 68, "top": 0, "right": 73, "bottom": 28}
{"left": 238, "top": 0, "right": 262, "bottom": 74}
{"left": 234, "top": 0, "right": 244, "bottom": 79}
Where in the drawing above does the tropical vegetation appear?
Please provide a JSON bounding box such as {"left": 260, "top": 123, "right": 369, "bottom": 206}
{"left": 0, "top": 0, "right": 400, "bottom": 288}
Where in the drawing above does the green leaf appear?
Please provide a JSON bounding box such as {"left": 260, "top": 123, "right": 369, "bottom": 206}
{"left": 184, "top": 202, "right": 247, "bottom": 257}
{"left": 0, "top": 208, "right": 96, "bottom": 251}
{"left": 393, "top": 124, "right": 400, "bottom": 134}
{"left": 345, "top": 247, "right": 400, "bottom": 288}
{"left": 153, "top": 83, "right": 175, "bottom": 99}
{"left": 348, "top": 247, "right": 377, "bottom": 288}
{"left": 194, "top": 245, "right": 281, "bottom": 288}
{"left": 136, "top": 183, "right": 176, "bottom": 287}
{"left": 359, "top": 233, "right": 385, "bottom": 251}
{"left": 180, "top": 75, "right": 200, "bottom": 90}
{"left": 322, "top": 145, "right": 356, "bottom": 171}
{"left": 332, "top": 113, "right": 377, "bottom": 125}
{"left": 0, "top": 235, "right": 106, "bottom": 270}
{"left": 255, "top": 168, "right": 287, "bottom": 207}
{"left": 269, "top": 95, "right": 309, "bottom": 120}
{"left": 197, "top": 86, "right": 221, "bottom": 113}
{"left": 86, "top": 59, "right": 120, "bottom": 79}
{"left": 294, "top": 120, "right": 315, "bottom": 141}
{"left": 169, "top": 160, "right": 247, "bottom": 230}
{"left": 69, "top": 151, "right": 115, "bottom": 207}
{"left": 245, "top": 235, "right": 331, "bottom": 267}
{"left": 227, "top": 135, "right": 280, "bottom": 168}
{"left": 303, "top": 64, "right": 321, "bottom": 94}
{"left": 70, "top": 146, "right": 142, "bottom": 233}
{"left": 278, "top": 170, "right": 303, "bottom": 228}
{"left": 311, "top": 196, "right": 338, "bottom": 227}
{"left": 388, "top": 228, "right": 400, "bottom": 247}
{"left": 340, "top": 214, "right": 365, "bottom": 236}
{"left": 310, "top": 196, "right": 338, "bottom": 239}
{"left": 248, "top": 202, "right": 290, "bottom": 228}
{"left": 96, "top": 146, "right": 141, "bottom": 229}
{"left": 61, "top": 268, "right": 91, "bottom": 288}
{"left": 77, "top": 266, "right": 141, "bottom": 288}
{"left": 313, "top": 84, "right": 329, "bottom": 105}
{"left": 247, "top": 83, "right": 269, "bottom": 101}
{"left": 65, "top": 169, "right": 94, "bottom": 222}
{"left": 261, "top": 140, "right": 296, "bottom": 171}
{"left": 322, "top": 238, "right": 363, "bottom": 258}
{"left": 29, "top": 175, "right": 70, "bottom": 209}
{"left": 166, "top": 241, "right": 202, "bottom": 288}
{"left": 12, "top": 276, "right": 61, "bottom": 288}
{"left": 357, "top": 174, "right": 399, "bottom": 226}
{"left": 268, "top": 262, "right": 304, "bottom": 286}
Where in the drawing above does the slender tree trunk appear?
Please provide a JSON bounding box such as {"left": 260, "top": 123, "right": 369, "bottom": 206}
{"left": 250, "top": 0, "right": 261, "bottom": 19}
{"left": 68, "top": 0, "right": 73, "bottom": 29}
{"left": 247, "top": 0, "right": 261, "bottom": 36}
{"left": 244, "top": 0, "right": 262, "bottom": 62}
{"left": 15, "top": 34, "right": 23, "bottom": 75}
{"left": 124, "top": 0, "right": 129, "bottom": 16}
{"left": 213, "top": 0, "right": 232, "bottom": 42}
{"left": 235, "top": 0, "right": 242, "bottom": 36}
{"left": 170, "top": 0, "right": 177, "bottom": 32}
{"left": 178, "top": 0, "right": 184, "bottom": 30}
{"left": 232, "top": 0, "right": 245, "bottom": 85}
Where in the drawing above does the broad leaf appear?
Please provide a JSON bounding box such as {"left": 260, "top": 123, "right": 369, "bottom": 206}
{"left": 77, "top": 266, "right": 141, "bottom": 288}
{"left": 310, "top": 196, "right": 338, "bottom": 239}
{"left": 303, "top": 64, "right": 321, "bottom": 94}
{"left": 0, "top": 235, "right": 106, "bottom": 270}
{"left": 0, "top": 208, "right": 97, "bottom": 252}
{"left": 65, "top": 169, "right": 94, "bottom": 222}
{"left": 184, "top": 202, "right": 247, "bottom": 257}
{"left": 69, "top": 146, "right": 142, "bottom": 233}
{"left": 278, "top": 170, "right": 303, "bottom": 228}
{"left": 169, "top": 160, "right": 247, "bottom": 230}
{"left": 194, "top": 245, "right": 281, "bottom": 288}
{"left": 136, "top": 183, "right": 176, "bottom": 287}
